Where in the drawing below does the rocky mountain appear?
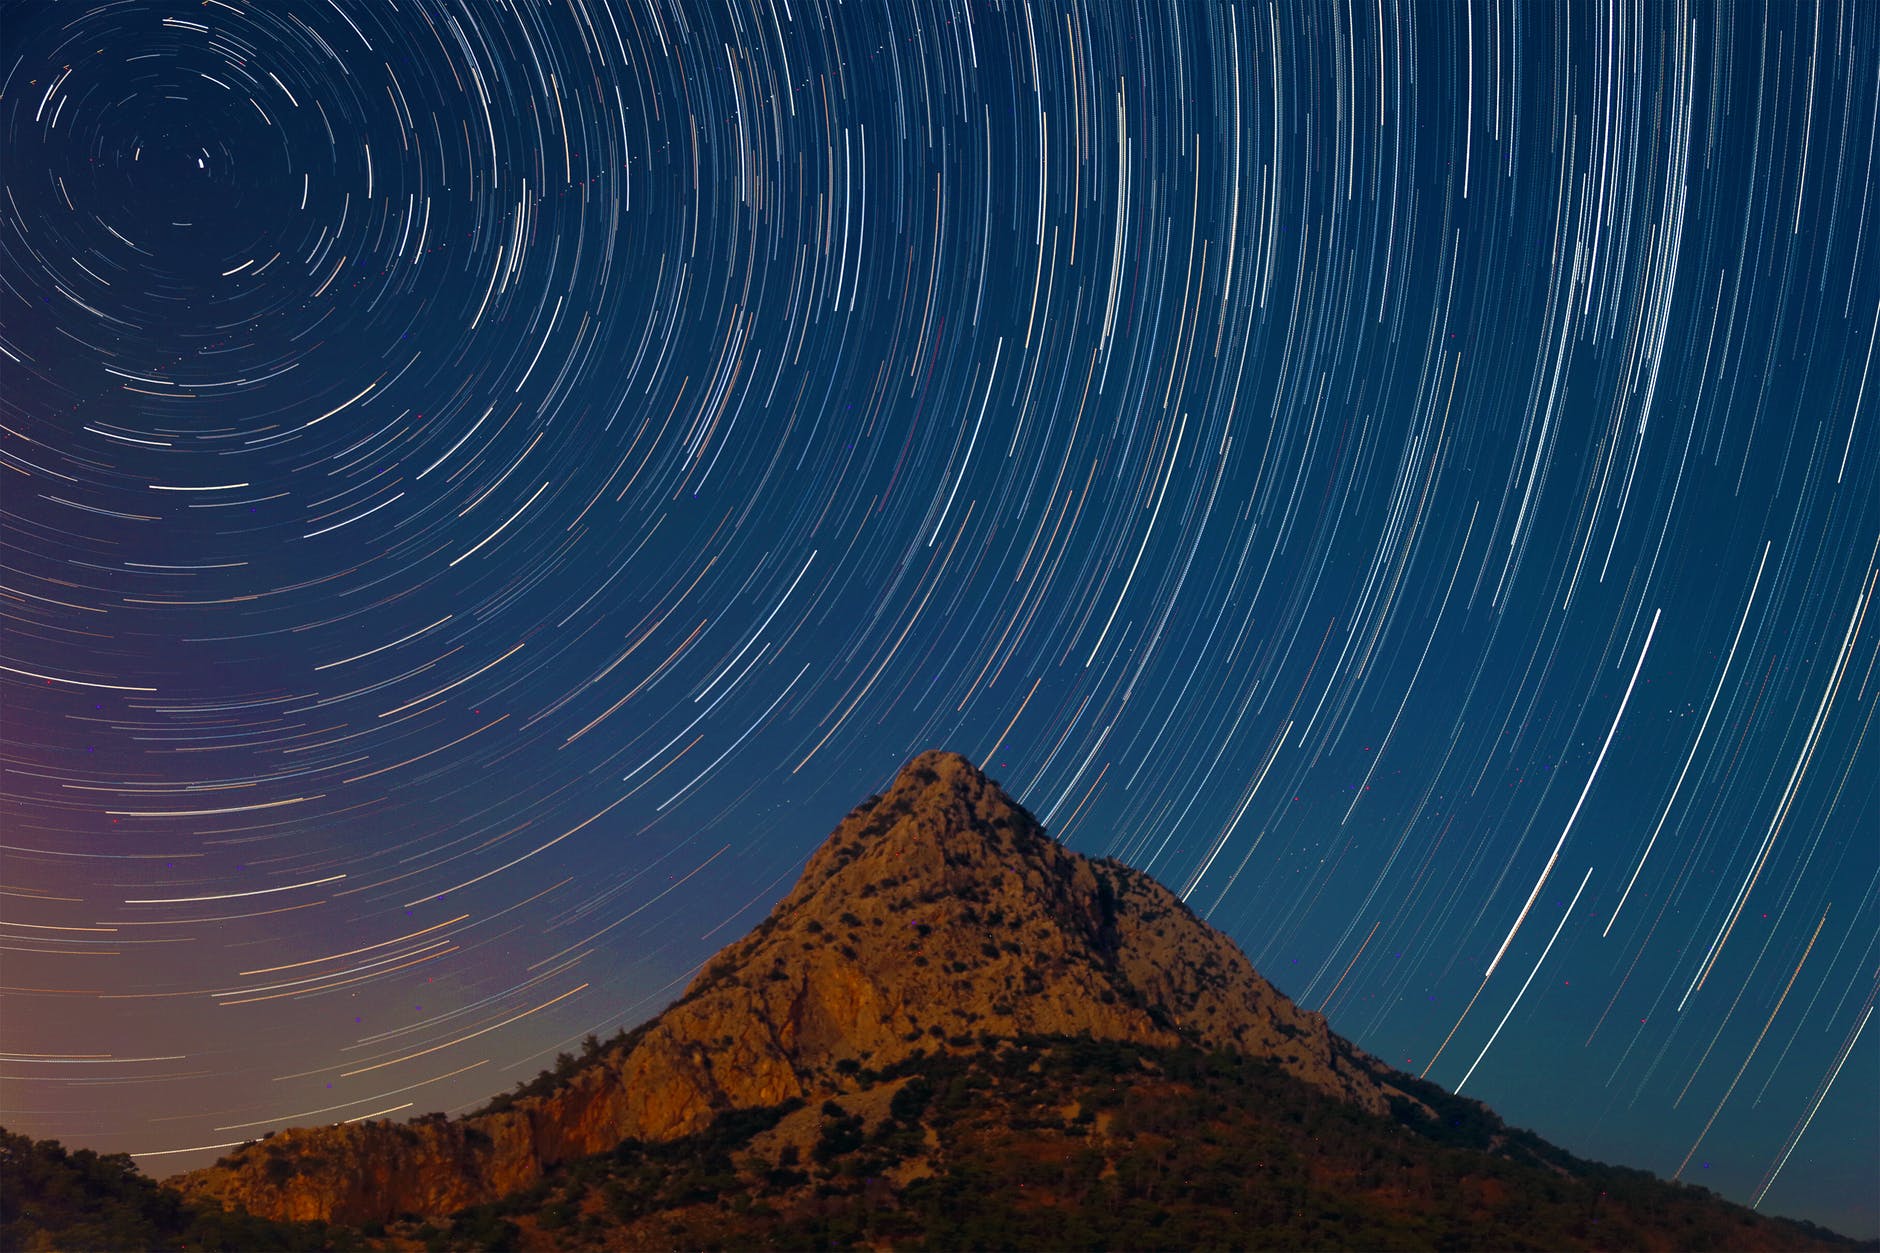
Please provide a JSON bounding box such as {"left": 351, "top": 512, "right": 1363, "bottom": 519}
{"left": 111, "top": 750, "right": 1856, "bottom": 1251}
{"left": 168, "top": 751, "right": 1401, "bottom": 1227}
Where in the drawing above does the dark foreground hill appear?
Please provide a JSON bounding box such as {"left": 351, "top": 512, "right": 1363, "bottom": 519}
{"left": 5, "top": 752, "right": 1861, "bottom": 1251}
{"left": 0, "top": 1130, "right": 345, "bottom": 1252}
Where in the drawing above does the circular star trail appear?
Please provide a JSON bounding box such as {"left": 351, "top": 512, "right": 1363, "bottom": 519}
{"left": 2, "top": 0, "right": 1876, "bottom": 1232}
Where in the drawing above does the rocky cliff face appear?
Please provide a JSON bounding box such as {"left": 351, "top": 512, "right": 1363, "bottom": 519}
{"left": 169, "top": 751, "right": 1400, "bottom": 1226}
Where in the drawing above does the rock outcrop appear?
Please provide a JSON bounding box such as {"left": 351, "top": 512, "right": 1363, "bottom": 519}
{"left": 169, "top": 751, "right": 1401, "bottom": 1225}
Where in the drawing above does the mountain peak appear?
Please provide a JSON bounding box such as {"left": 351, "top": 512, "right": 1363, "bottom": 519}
{"left": 768, "top": 751, "right": 1058, "bottom": 927}
{"left": 172, "top": 751, "right": 1397, "bottom": 1226}
{"left": 825, "top": 750, "right": 1042, "bottom": 864}
{"left": 892, "top": 746, "right": 984, "bottom": 783}
{"left": 808, "top": 750, "right": 1028, "bottom": 863}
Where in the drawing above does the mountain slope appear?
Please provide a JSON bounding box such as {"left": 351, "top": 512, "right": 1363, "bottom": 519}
{"left": 169, "top": 751, "right": 1399, "bottom": 1225}
{"left": 154, "top": 752, "right": 1855, "bottom": 1252}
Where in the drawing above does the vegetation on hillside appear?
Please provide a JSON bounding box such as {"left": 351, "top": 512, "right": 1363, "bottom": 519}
{"left": 410, "top": 1036, "right": 1855, "bottom": 1252}
{"left": 7, "top": 1035, "right": 1859, "bottom": 1252}
{"left": 469, "top": 1028, "right": 632, "bottom": 1118}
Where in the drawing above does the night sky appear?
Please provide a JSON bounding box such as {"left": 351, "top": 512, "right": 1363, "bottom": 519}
{"left": 2, "top": 0, "right": 1876, "bottom": 1235}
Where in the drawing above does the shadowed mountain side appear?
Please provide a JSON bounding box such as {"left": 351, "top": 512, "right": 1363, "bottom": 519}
{"left": 168, "top": 751, "right": 1401, "bottom": 1226}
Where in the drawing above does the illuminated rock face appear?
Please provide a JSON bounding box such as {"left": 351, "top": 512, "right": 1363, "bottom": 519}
{"left": 170, "top": 750, "right": 1397, "bottom": 1225}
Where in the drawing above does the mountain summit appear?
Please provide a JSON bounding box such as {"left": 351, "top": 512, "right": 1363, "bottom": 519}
{"left": 170, "top": 751, "right": 1398, "bottom": 1225}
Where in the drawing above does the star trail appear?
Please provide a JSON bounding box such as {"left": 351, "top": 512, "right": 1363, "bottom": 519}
{"left": 2, "top": 0, "right": 1875, "bottom": 1234}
